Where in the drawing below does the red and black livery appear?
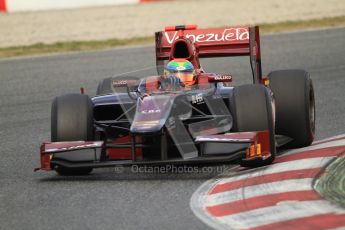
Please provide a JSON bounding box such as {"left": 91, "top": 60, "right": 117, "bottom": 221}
{"left": 36, "top": 25, "right": 315, "bottom": 175}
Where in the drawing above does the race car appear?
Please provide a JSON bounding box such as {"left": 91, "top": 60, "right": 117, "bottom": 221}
{"left": 36, "top": 25, "right": 315, "bottom": 175}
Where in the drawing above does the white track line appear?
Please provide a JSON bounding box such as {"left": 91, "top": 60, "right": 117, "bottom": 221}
{"left": 330, "top": 227, "right": 345, "bottom": 230}
{"left": 217, "top": 200, "right": 345, "bottom": 229}
{"left": 313, "top": 134, "right": 345, "bottom": 145}
{"left": 190, "top": 136, "right": 345, "bottom": 230}
{"left": 282, "top": 139, "right": 345, "bottom": 156}
{"left": 215, "top": 157, "right": 333, "bottom": 186}
{"left": 205, "top": 178, "right": 313, "bottom": 206}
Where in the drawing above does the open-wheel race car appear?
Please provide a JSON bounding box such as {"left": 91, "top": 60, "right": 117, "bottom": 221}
{"left": 36, "top": 25, "right": 315, "bottom": 175}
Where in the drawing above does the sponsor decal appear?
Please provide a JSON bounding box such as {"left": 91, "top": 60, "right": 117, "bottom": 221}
{"left": 176, "top": 66, "right": 186, "bottom": 71}
{"left": 196, "top": 137, "right": 252, "bottom": 142}
{"left": 141, "top": 109, "right": 161, "bottom": 114}
{"left": 46, "top": 143, "right": 101, "bottom": 152}
{"left": 192, "top": 93, "right": 204, "bottom": 104}
{"left": 214, "top": 75, "right": 232, "bottom": 81}
{"left": 164, "top": 28, "right": 249, "bottom": 44}
{"left": 133, "top": 120, "right": 159, "bottom": 127}
{"left": 112, "top": 80, "right": 128, "bottom": 87}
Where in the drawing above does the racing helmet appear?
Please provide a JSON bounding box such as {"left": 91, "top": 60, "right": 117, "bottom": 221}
{"left": 164, "top": 59, "right": 196, "bottom": 86}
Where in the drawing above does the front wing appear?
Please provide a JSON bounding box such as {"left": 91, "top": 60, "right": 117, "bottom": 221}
{"left": 35, "top": 131, "right": 271, "bottom": 171}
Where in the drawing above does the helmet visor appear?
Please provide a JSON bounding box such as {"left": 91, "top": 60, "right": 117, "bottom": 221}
{"left": 175, "top": 72, "right": 195, "bottom": 86}
{"left": 164, "top": 69, "right": 195, "bottom": 86}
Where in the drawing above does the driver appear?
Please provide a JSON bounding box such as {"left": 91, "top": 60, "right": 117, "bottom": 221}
{"left": 160, "top": 59, "right": 196, "bottom": 90}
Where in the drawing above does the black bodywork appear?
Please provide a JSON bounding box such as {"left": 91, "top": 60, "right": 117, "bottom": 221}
{"left": 92, "top": 80, "right": 235, "bottom": 161}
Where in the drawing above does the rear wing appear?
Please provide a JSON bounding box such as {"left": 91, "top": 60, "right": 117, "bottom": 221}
{"left": 155, "top": 25, "right": 262, "bottom": 82}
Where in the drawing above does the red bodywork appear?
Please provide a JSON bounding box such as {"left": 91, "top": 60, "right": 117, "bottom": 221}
{"left": 107, "top": 136, "right": 143, "bottom": 160}
{"left": 37, "top": 137, "right": 143, "bottom": 171}
{"left": 37, "top": 141, "right": 103, "bottom": 171}
{"left": 196, "top": 131, "right": 271, "bottom": 160}
{"left": 155, "top": 25, "right": 262, "bottom": 83}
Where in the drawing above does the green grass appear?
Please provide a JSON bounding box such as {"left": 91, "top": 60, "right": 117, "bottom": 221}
{"left": 259, "top": 15, "right": 345, "bottom": 33}
{"left": 315, "top": 156, "right": 345, "bottom": 208}
{"left": 0, "top": 37, "right": 153, "bottom": 58}
{"left": 1, "top": 15, "right": 345, "bottom": 58}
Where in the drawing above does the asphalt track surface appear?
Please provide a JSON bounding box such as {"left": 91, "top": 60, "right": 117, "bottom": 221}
{"left": 0, "top": 28, "right": 344, "bottom": 230}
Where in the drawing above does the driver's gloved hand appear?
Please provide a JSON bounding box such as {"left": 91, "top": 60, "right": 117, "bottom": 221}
{"left": 160, "top": 76, "right": 184, "bottom": 90}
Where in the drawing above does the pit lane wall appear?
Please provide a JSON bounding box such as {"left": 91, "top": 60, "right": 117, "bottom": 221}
{"left": 0, "top": 0, "right": 161, "bottom": 12}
